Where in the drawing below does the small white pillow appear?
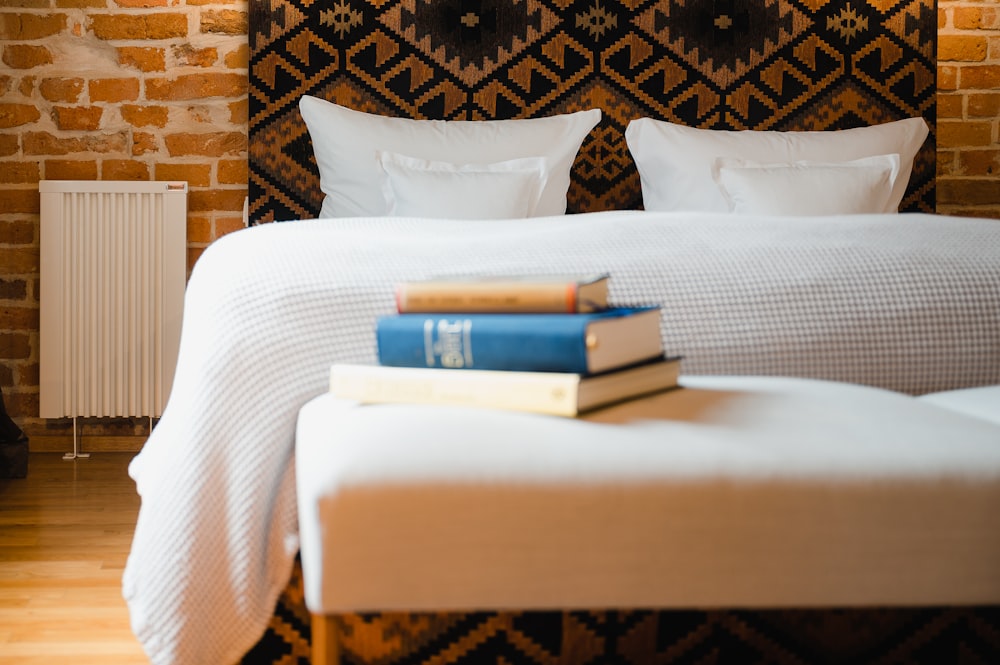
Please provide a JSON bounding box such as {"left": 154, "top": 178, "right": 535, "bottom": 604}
{"left": 299, "top": 96, "right": 601, "bottom": 218}
{"left": 376, "top": 151, "right": 546, "bottom": 219}
{"left": 625, "top": 117, "right": 928, "bottom": 214}
{"left": 713, "top": 154, "right": 901, "bottom": 216}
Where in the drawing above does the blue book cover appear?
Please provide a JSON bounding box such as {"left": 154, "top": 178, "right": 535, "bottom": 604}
{"left": 376, "top": 306, "right": 663, "bottom": 374}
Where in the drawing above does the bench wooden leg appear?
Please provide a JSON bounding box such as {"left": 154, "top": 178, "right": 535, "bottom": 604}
{"left": 311, "top": 613, "right": 340, "bottom": 665}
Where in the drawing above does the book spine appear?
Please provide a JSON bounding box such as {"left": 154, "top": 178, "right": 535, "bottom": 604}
{"left": 330, "top": 366, "right": 581, "bottom": 416}
{"left": 396, "top": 282, "right": 578, "bottom": 313}
{"left": 376, "top": 314, "right": 590, "bottom": 373}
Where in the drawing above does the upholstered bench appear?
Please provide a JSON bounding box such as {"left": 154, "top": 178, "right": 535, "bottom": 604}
{"left": 295, "top": 375, "right": 1000, "bottom": 665}
{"left": 918, "top": 384, "right": 1000, "bottom": 425}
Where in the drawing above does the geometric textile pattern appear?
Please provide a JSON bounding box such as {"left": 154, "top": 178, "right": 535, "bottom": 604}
{"left": 249, "top": 0, "right": 936, "bottom": 223}
{"left": 240, "top": 557, "right": 312, "bottom": 664}
{"left": 245, "top": 562, "right": 1000, "bottom": 664}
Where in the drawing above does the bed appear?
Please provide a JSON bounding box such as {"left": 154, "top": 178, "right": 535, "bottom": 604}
{"left": 123, "top": 1, "right": 1000, "bottom": 663}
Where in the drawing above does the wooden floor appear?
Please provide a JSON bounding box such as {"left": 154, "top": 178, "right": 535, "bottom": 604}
{"left": 0, "top": 453, "right": 148, "bottom": 664}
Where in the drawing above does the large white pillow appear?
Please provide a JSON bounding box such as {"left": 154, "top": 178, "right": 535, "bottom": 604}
{"left": 712, "top": 154, "right": 901, "bottom": 216}
{"left": 299, "top": 95, "right": 601, "bottom": 218}
{"left": 376, "top": 151, "right": 546, "bottom": 219}
{"left": 625, "top": 117, "right": 928, "bottom": 214}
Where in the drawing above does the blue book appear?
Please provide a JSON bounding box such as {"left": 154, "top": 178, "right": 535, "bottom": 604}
{"left": 376, "top": 306, "right": 664, "bottom": 374}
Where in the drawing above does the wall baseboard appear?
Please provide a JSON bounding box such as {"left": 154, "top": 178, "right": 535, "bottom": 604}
{"left": 29, "top": 435, "right": 146, "bottom": 454}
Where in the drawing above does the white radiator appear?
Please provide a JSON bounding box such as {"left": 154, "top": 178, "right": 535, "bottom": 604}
{"left": 39, "top": 180, "right": 187, "bottom": 428}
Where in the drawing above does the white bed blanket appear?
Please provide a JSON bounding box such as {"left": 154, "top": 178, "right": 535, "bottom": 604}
{"left": 122, "top": 211, "right": 1000, "bottom": 664}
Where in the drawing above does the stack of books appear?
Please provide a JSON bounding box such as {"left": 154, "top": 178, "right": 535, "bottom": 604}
{"left": 329, "top": 273, "right": 681, "bottom": 416}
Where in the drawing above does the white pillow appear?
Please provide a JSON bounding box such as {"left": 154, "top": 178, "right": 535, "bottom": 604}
{"left": 713, "top": 154, "right": 901, "bottom": 216}
{"left": 376, "top": 151, "right": 546, "bottom": 219}
{"left": 299, "top": 95, "right": 601, "bottom": 218}
{"left": 625, "top": 117, "right": 928, "bottom": 213}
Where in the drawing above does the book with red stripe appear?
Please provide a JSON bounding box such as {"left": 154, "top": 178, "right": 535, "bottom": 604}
{"left": 394, "top": 273, "right": 609, "bottom": 313}
{"left": 376, "top": 306, "right": 663, "bottom": 375}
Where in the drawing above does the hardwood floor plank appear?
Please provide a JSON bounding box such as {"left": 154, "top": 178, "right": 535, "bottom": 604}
{"left": 0, "top": 453, "right": 148, "bottom": 663}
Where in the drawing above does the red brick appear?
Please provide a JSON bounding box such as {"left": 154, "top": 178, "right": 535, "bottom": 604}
{"left": 0, "top": 219, "right": 34, "bottom": 245}
{"left": 0, "top": 245, "right": 39, "bottom": 272}
{"left": 188, "top": 246, "right": 205, "bottom": 272}
{"left": 52, "top": 106, "right": 103, "bottom": 131}
{"left": 982, "top": 7, "right": 1000, "bottom": 30}
{"left": 936, "top": 150, "right": 958, "bottom": 177}
{"left": 39, "top": 77, "right": 84, "bottom": 102}
{"left": 0, "top": 332, "right": 32, "bottom": 360}
{"left": 131, "top": 131, "right": 158, "bottom": 156}
{"left": 960, "top": 65, "right": 1000, "bottom": 89}
{"left": 5, "top": 392, "right": 38, "bottom": 421}
{"left": 120, "top": 104, "right": 168, "bottom": 128}
{"left": 940, "top": 206, "right": 1000, "bottom": 219}
{"left": 0, "top": 277, "right": 29, "bottom": 300}
{"left": 936, "top": 93, "right": 963, "bottom": 119}
{"left": 155, "top": 163, "right": 211, "bottom": 187}
{"left": 114, "top": 0, "right": 169, "bottom": 6}
{"left": 186, "top": 215, "right": 211, "bottom": 243}
{"left": 217, "top": 159, "right": 247, "bottom": 184}
{"left": 3, "top": 0, "right": 47, "bottom": 7}
{"left": 939, "top": 35, "right": 988, "bottom": 62}
{"left": 937, "top": 65, "right": 959, "bottom": 91}
{"left": 0, "top": 13, "right": 67, "bottom": 39}
{"left": 16, "top": 363, "right": 39, "bottom": 390}
{"left": 937, "top": 177, "right": 1000, "bottom": 205}
{"left": 89, "top": 13, "right": 187, "bottom": 40}
{"left": 146, "top": 73, "right": 247, "bottom": 100}
{"left": 0, "top": 104, "right": 41, "bottom": 129}
{"left": 1, "top": 305, "right": 38, "bottom": 329}
{"left": 0, "top": 134, "right": 18, "bottom": 157}
{"left": 958, "top": 150, "right": 1000, "bottom": 177}
{"left": 2, "top": 44, "right": 53, "bottom": 69}
{"left": 0, "top": 162, "right": 39, "bottom": 184}
{"left": 188, "top": 188, "right": 246, "bottom": 212}
{"left": 937, "top": 120, "right": 994, "bottom": 148}
{"left": 968, "top": 92, "right": 1000, "bottom": 117}
{"left": 44, "top": 159, "right": 99, "bottom": 180}
{"left": 172, "top": 44, "right": 217, "bottom": 68}
{"left": 953, "top": 6, "right": 982, "bottom": 30}
{"left": 228, "top": 98, "right": 248, "bottom": 124}
{"left": 225, "top": 44, "right": 248, "bottom": 69}
{"left": 24, "top": 131, "right": 128, "bottom": 155}
{"left": 89, "top": 78, "right": 140, "bottom": 103}
{"left": 56, "top": 0, "right": 106, "bottom": 7}
{"left": 216, "top": 215, "right": 245, "bottom": 237}
{"left": 102, "top": 159, "right": 149, "bottom": 180}
{"left": 117, "top": 46, "right": 166, "bottom": 72}
{"left": 164, "top": 132, "right": 245, "bottom": 157}
{"left": 200, "top": 9, "right": 247, "bottom": 35}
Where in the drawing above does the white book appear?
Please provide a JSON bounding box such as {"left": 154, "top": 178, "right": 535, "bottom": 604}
{"left": 329, "top": 356, "right": 681, "bottom": 417}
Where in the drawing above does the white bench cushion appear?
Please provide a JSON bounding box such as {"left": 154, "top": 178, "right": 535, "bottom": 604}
{"left": 296, "top": 375, "right": 1000, "bottom": 614}
{"left": 918, "top": 384, "right": 1000, "bottom": 425}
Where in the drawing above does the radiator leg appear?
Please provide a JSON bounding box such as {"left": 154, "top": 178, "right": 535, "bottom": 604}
{"left": 63, "top": 417, "right": 90, "bottom": 461}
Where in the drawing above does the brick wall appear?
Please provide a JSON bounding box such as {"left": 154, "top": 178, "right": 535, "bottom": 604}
{"left": 2, "top": 1, "right": 1000, "bottom": 447}
{"left": 938, "top": 0, "right": 1000, "bottom": 217}
{"left": 1, "top": 0, "right": 248, "bottom": 446}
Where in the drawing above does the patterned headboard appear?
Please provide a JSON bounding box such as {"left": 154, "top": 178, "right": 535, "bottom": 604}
{"left": 249, "top": 0, "right": 936, "bottom": 223}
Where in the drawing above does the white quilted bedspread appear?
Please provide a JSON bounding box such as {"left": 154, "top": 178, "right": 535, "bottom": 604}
{"left": 122, "top": 210, "right": 1000, "bottom": 664}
